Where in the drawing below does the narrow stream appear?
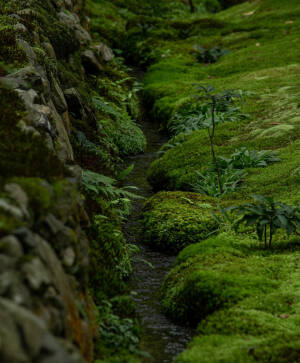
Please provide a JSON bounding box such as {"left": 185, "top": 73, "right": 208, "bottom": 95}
{"left": 123, "top": 118, "right": 192, "bottom": 362}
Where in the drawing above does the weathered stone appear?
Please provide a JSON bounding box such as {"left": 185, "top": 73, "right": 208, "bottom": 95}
{"left": 52, "top": 77, "right": 68, "bottom": 114}
{"left": 0, "top": 198, "right": 24, "bottom": 220}
{"left": 0, "top": 297, "right": 84, "bottom": 362}
{"left": 91, "top": 42, "right": 114, "bottom": 62}
{"left": 4, "top": 183, "right": 30, "bottom": 219}
{"left": 14, "top": 228, "right": 37, "bottom": 248}
{"left": 58, "top": 11, "right": 91, "bottom": 45}
{"left": 17, "top": 39, "right": 37, "bottom": 66}
{"left": 66, "top": 164, "right": 83, "bottom": 185}
{"left": 42, "top": 42, "right": 57, "bottom": 60}
{"left": 14, "top": 22, "right": 28, "bottom": 33}
{"left": 44, "top": 214, "right": 65, "bottom": 235}
{"left": 47, "top": 99, "right": 74, "bottom": 160}
{"left": 64, "top": 87, "right": 86, "bottom": 119}
{"left": 9, "top": 282, "right": 32, "bottom": 306}
{"left": 8, "top": 13, "right": 22, "bottom": 20}
{"left": 35, "top": 234, "right": 93, "bottom": 356}
{"left": 0, "top": 235, "right": 24, "bottom": 258}
{"left": 63, "top": 247, "right": 76, "bottom": 267}
{"left": 65, "top": 0, "right": 74, "bottom": 10}
{"left": 16, "top": 87, "right": 40, "bottom": 107}
{"left": 36, "top": 304, "right": 64, "bottom": 335}
{"left": 62, "top": 111, "right": 71, "bottom": 132}
{"left": 0, "top": 271, "right": 17, "bottom": 296}
{"left": 1, "top": 66, "right": 50, "bottom": 94}
{"left": 0, "top": 255, "right": 15, "bottom": 273}
{"left": 17, "top": 119, "right": 41, "bottom": 137}
{"left": 69, "top": 55, "right": 85, "bottom": 80}
{"left": 17, "top": 8, "right": 39, "bottom": 17}
{"left": 0, "top": 299, "right": 30, "bottom": 362}
{"left": 22, "top": 257, "right": 51, "bottom": 290}
{"left": 81, "top": 50, "right": 104, "bottom": 74}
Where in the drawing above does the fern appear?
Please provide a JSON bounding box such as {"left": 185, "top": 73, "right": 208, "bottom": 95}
{"left": 77, "top": 131, "right": 102, "bottom": 157}
{"left": 82, "top": 170, "right": 143, "bottom": 219}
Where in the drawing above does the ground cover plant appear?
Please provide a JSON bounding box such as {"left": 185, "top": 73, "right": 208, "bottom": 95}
{"left": 232, "top": 195, "right": 300, "bottom": 249}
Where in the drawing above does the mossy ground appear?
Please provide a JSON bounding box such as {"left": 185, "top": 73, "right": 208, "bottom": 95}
{"left": 161, "top": 232, "right": 300, "bottom": 361}
{"left": 141, "top": 0, "right": 300, "bottom": 197}
{"left": 109, "top": 0, "right": 300, "bottom": 360}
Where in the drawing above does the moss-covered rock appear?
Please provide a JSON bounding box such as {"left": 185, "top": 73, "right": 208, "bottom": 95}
{"left": 0, "top": 85, "right": 67, "bottom": 179}
{"left": 142, "top": 191, "right": 219, "bottom": 254}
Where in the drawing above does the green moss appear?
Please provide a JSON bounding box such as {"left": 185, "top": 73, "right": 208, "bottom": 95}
{"left": 0, "top": 16, "right": 28, "bottom": 65}
{"left": 0, "top": 85, "right": 66, "bottom": 179}
{"left": 176, "top": 333, "right": 300, "bottom": 363}
{"left": 142, "top": 191, "right": 219, "bottom": 254}
{"left": 175, "top": 232, "right": 253, "bottom": 265}
{"left": 0, "top": 211, "right": 25, "bottom": 235}
{"left": 138, "top": 0, "right": 300, "bottom": 195}
{"left": 10, "top": 177, "right": 52, "bottom": 212}
{"left": 176, "top": 267, "right": 300, "bottom": 362}
{"left": 90, "top": 216, "right": 132, "bottom": 300}
{"left": 87, "top": 0, "right": 128, "bottom": 47}
{"left": 162, "top": 252, "right": 278, "bottom": 325}
{"left": 162, "top": 231, "right": 299, "bottom": 325}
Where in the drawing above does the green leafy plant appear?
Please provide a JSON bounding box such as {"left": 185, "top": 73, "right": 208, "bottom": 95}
{"left": 233, "top": 195, "right": 300, "bottom": 248}
{"left": 169, "top": 101, "right": 248, "bottom": 137}
{"left": 216, "top": 147, "right": 280, "bottom": 169}
{"left": 82, "top": 170, "right": 142, "bottom": 219}
{"left": 192, "top": 167, "right": 247, "bottom": 197}
{"left": 194, "top": 45, "right": 230, "bottom": 63}
{"left": 97, "top": 300, "right": 140, "bottom": 355}
{"left": 76, "top": 131, "right": 103, "bottom": 157}
{"left": 92, "top": 96, "right": 146, "bottom": 156}
{"left": 211, "top": 204, "right": 237, "bottom": 228}
{"left": 194, "top": 85, "right": 243, "bottom": 194}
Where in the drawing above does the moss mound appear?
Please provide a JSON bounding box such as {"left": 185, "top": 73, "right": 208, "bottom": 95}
{"left": 176, "top": 265, "right": 300, "bottom": 362}
{"left": 142, "top": 191, "right": 219, "bottom": 254}
{"left": 161, "top": 232, "right": 299, "bottom": 325}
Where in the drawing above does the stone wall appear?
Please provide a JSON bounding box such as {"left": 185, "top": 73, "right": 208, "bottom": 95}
{"left": 0, "top": 0, "right": 117, "bottom": 361}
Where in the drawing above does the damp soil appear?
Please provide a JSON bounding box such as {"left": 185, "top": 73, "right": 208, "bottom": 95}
{"left": 123, "top": 118, "right": 192, "bottom": 363}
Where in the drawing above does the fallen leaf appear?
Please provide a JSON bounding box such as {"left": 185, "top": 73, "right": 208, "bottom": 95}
{"left": 243, "top": 11, "right": 255, "bottom": 17}
{"left": 279, "top": 314, "right": 290, "bottom": 319}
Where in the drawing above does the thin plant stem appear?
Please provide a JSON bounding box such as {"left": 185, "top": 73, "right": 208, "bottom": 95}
{"left": 209, "top": 100, "right": 223, "bottom": 194}
{"left": 269, "top": 224, "right": 273, "bottom": 248}
{"left": 264, "top": 225, "right": 267, "bottom": 249}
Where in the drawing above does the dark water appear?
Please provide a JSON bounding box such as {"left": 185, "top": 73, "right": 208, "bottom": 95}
{"left": 123, "top": 119, "right": 192, "bottom": 362}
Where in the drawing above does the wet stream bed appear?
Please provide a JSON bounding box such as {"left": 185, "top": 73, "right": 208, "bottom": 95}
{"left": 123, "top": 119, "right": 192, "bottom": 362}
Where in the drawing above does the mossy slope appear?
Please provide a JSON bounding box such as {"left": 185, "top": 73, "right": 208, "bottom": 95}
{"left": 142, "top": 0, "right": 300, "bottom": 198}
